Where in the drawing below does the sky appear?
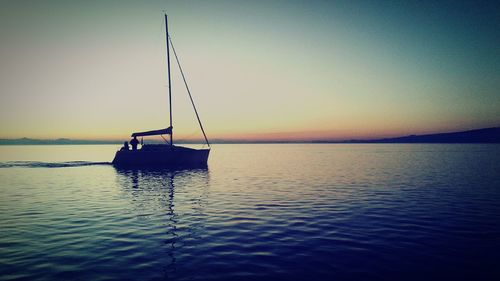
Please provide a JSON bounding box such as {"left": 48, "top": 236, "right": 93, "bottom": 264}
{"left": 0, "top": 0, "right": 499, "bottom": 141}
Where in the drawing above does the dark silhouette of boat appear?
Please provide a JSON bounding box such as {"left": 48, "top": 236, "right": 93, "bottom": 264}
{"left": 113, "top": 15, "right": 210, "bottom": 168}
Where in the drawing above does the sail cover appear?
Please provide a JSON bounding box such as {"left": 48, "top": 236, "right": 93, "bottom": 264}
{"left": 131, "top": 127, "right": 172, "bottom": 137}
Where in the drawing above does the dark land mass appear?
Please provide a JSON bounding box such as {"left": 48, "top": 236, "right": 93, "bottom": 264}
{"left": 1, "top": 127, "right": 499, "bottom": 145}
{"left": 328, "top": 127, "right": 500, "bottom": 144}
{"left": 0, "top": 138, "right": 121, "bottom": 145}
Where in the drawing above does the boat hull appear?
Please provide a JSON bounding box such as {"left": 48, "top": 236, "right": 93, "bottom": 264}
{"left": 112, "top": 145, "right": 210, "bottom": 168}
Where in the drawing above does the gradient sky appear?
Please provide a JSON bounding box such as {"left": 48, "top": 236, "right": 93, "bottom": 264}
{"left": 0, "top": 0, "right": 499, "bottom": 141}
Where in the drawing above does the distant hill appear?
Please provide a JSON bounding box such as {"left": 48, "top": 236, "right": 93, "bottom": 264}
{"left": 317, "top": 127, "right": 500, "bottom": 144}
{"left": 0, "top": 138, "right": 122, "bottom": 145}
{"left": 1, "top": 127, "right": 499, "bottom": 145}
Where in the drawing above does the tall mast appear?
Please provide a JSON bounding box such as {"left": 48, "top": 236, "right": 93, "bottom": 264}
{"left": 165, "top": 14, "right": 173, "bottom": 146}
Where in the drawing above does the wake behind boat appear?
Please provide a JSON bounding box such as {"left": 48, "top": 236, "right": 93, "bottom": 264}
{"left": 112, "top": 15, "right": 210, "bottom": 168}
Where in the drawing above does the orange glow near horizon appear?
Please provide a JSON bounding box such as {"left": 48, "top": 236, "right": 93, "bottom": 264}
{"left": 2, "top": 122, "right": 494, "bottom": 143}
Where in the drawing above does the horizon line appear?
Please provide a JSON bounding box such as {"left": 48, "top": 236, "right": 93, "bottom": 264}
{"left": 1, "top": 126, "right": 499, "bottom": 145}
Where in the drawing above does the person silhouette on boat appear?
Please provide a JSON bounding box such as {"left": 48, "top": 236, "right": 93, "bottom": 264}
{"left": 130, "top": 136, "right": 139, "bottom": 151}
{"left": 121, "top": 141, "right": 129, "bottom": 151}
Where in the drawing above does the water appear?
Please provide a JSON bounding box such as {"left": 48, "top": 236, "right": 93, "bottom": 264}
{"left": 0, "top": 144, "right": 499, "bottom": 280}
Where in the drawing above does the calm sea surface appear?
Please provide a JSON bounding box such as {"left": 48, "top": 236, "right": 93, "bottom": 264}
{"left": 0, "top": 144, "right": 499, "bottom": 280}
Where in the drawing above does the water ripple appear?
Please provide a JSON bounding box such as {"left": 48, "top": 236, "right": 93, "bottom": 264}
{"left": 0, "top": 144, "right": 499, "bottom": 280}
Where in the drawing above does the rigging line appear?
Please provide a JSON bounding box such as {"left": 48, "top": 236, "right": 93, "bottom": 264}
{"left": 161, "top": 134, "right": 170, "bottom": 144}
{"left": 168, "top": 35, "right": 211, "bottom": 148}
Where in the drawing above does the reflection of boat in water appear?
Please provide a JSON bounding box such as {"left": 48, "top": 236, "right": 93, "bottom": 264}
{"left": 113, "top": 14, "right": 210, "bottom": 168}
{"left": 114, "top": 166, "right": 210, "bottom": 279}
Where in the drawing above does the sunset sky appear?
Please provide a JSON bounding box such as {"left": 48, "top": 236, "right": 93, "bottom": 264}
{"left": 0, "top": 0, "right": 499, "bottom": 141}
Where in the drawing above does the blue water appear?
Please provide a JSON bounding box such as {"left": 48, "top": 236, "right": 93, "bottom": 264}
{"left": 0, "top": 144, "right": 499, "bottom": 280}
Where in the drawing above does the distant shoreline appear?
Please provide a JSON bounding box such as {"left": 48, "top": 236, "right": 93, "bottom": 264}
{"left": 1, "top": 127, "right": 499, "bottom": 145}
{"left": 1, "top": 142, "right": 499, "bottom": 145}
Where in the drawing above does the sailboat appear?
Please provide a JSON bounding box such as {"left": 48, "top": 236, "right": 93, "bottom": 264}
{"left": 112, "top": 15, "right": 210, "bottom": 168}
